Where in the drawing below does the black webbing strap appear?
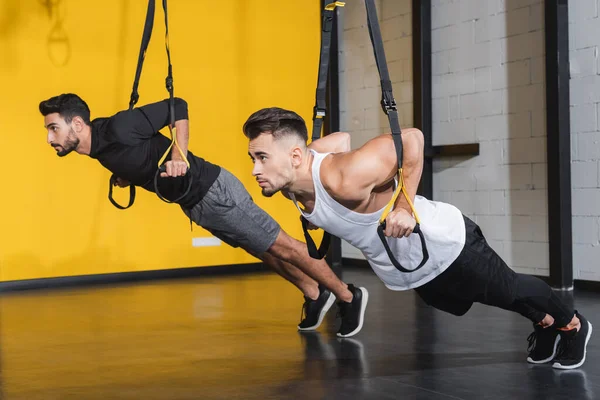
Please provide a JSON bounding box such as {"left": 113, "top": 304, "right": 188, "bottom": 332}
{"left": 162, "top": 0, "right": 175, "bottom": 130}
{"left": 109, "top": 0, "right": 192, "bottom": 209}
{"left": 108, "top": 176, "right": 136, "bottom": 210}
{"left": 303, "top": 2, "right": 344, "bottom": 260}
{"left": 152, "top": 0, "right": 193, "bottom": 204}
{"left": 129, "top": 0, "right": 156, "bottom": 111}
{"left": 365, "top": 0, "right": 429, "bottom": 273}
{"left": 108, "top": 0, "right": 157, "bottom": 210}
{"left": 311, "top": 2, "right": 344, "bottom": 142}
{"left": 107, "top": 0, "right": 155, "bottom": 210}
{"left": 364, "top": 0, "right": 402, "bottom": 161}
{"left": 301, "top": 216, "right": 332, "bottom": 259}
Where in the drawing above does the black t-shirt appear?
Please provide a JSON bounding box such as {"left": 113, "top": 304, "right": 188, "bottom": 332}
{"left": 89, "top": 98, "right": 221, "bottom": 209}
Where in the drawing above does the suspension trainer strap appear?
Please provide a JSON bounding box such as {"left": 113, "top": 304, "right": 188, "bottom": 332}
{"left": 365, "top": 0, "right": 429, "bottom": 272}
{"left": 311, "top": 1, "right": 345, "bottom": 142}
{"left": 302, "top": 1, "right": 344, "bottom": 260}
{"left": 129, "top": 0, "right": 156, "bottom": 111}
{"left": 301, "top": 216, "right": 332, "bottom": 260}
{"left": 153, "top": 0, "right": 193, "bottom": 204}
{"left": 156, "top": 0, "right": 188, "bottom": 169}
{"left": 108, "top": 0, "right": 156, "bottom": 210}
{"left": 108, "top": 176, "right": 136, "bottom": 210}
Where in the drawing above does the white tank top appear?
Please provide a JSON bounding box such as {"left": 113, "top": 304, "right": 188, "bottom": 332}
{"left": 290, "top": 150, "right": 467, "bottom": 291}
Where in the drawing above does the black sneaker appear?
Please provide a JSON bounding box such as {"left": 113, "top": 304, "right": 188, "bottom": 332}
{"left": 526, "top": 323, "right": 561, "bottom": 364}
{"left": 297, "top": 287, "right": 336, "bottom": 331}
{"left": 336, "top": 284, "right": 368, "bottom": 338}
{"left": 552, "top": 312, "right": 593, "bottom": 370}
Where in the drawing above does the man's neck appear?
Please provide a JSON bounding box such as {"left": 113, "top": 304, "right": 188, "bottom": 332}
{"left": 76, "top": 125, "right": 92, "bottom": 156}
{"left": 287, "top": 151, "right": 316, "bottom": 204}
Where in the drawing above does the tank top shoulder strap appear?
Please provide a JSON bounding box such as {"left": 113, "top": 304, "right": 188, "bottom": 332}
{"left": 288, "top": 150, "right": 330, "bottom": 217}
{"left": 309, "top": 149, "right": 331, "bottom": 196}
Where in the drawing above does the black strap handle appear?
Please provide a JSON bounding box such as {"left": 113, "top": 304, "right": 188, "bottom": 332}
{"left": 108, "top": 175, "right": 136, "bottom": 210}
{"left": 377, "top": 222, "right": 429, "bottom": 273}
{"left": 301, "top": 216, "right": 332, "bottom": 259}
{"left": 153, "top": 165, "right": 193, "bottom": 204}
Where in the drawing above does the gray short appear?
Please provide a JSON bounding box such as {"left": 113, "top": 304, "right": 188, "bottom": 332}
{"left": 181, "top": 168, "right": 281, "bottom": 255}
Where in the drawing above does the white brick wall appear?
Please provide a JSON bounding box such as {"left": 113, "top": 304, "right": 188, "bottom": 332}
{"left": 339, "top": 0, "right": 413, "bottom": 259}
{"left": 570, "top": 1, "right": 600, "bottom": 281}
{"left": 431, "top": 0, "right": 549, "bottom": 276}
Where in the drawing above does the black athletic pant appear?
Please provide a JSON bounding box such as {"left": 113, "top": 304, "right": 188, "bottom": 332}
{"left": 415, "top": 215, "right": 574, "bottom": 328}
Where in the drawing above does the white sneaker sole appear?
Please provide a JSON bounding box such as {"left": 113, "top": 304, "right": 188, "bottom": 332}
{"left": 552, "top": 321, "right": 593, "bottom": 370}
{"left": 337, "top": 287, "right": 369, "bottom": 338}
{"left": 527, "top": 334, "right": 561, "bottom": 364}
{"left": 297, "top": 292, "right": 336, "bottom": 331}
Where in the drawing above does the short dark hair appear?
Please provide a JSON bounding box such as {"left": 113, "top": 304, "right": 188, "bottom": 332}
{"left": 39, "top": 93, "right": 91, "bottom": 125}
{"left": 243, "top": 107, "right": 308, "bottom": 143}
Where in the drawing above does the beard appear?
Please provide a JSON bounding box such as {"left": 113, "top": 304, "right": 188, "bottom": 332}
{"left": 261, "top": 177, "right": 291, "bottom": 198}
{"left": 261, "top": 187, "right": 277, "bottom": 197}
{"left": 54, "top": 128, "right": 80, "bottom": 157}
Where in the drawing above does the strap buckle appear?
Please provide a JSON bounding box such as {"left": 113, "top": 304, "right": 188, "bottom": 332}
{"left": 381, "top": 93, "right": 397, "bottom": 115}
{"left": 313, "top": 106, "right": 326, "bottom": 119}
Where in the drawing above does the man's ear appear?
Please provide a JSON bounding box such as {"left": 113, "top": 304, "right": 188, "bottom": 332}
{"left": 72, "top": 116, "right": 85, "bottom": 133}
{"left": 290, "top": 146, "right": 304, "bottom": 167}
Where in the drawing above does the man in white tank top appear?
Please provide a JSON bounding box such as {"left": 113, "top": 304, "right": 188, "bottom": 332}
{"left": 242, "top": 107, "right": 592, "bottom": 370}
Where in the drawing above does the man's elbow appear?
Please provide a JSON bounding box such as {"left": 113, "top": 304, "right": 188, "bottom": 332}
{"left": 402, "top": 128, "right": 424, "bottom": 166}
{"left": 173, "top": 97, "right": 188, "bottom": 110}
{"left": 335, "top": 131, "right": 351, "bottom": 152}
{"left": 407, "top": 128, "right": 424, "bottom": 152}
{"left": 172, "top": 97, "right": 189, "bottom": 121}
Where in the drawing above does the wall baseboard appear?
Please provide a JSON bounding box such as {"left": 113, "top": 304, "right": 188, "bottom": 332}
{"left": 0, "top": 263, "right": 268, "bottom": 293}
{"left": 4, "top": 258, "right": 600, "bottom": 294}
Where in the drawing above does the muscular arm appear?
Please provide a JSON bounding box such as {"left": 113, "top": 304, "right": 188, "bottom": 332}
{"left": 112, "top": 98, "right": 190, "bottom": 177}
{"left": 171, "top": 119, "right": 189, "bottom": 161}
{"left": 325, "top": 128, "right": 424, "bottom": 219}
{"left": 111, "top": 98, "right": 189, "bottom": 150}
{"left": 308, "top": 132, "right": 351, "bottom": 153}
{"left": 388, "top": 129, "right": 424, "bottom": 216}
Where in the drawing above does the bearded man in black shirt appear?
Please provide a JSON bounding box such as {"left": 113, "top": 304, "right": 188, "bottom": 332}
{"left": 38, "top": 93, "right": 368, "bottom": 337}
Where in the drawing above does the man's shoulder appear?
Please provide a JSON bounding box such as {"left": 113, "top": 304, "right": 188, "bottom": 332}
{"left": 91, "top": 112, "right": 131, "bottom": 143}
{"left": 90, "top": 116, "right": 110, "bottom": 132}
{"left": 318, "top": 153, "right": 346, "bottom": 195}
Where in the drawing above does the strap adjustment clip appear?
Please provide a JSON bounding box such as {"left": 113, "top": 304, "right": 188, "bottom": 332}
{"left": 313, "top": 106, "right": 326, "bottom": 119}
{"left": 381, "top": 93, "right": 397, "bottom": 114}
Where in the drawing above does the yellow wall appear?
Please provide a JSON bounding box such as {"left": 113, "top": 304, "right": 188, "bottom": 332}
{"left": 0, "top": 0, "right": 322, "bottom": 281}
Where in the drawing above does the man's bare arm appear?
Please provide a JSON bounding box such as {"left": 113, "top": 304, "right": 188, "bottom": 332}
{"left": 171, "top": 119, "right": 189, "bottom": 160}
{"left": 308, "top": 132, "right": 351, "bottom": 153}
{"left": 161, "top": 118, "right": 190, "bottom": 177}
{"left": 388, "top": 128, "right": 424, "bottom": 216}
{"left": 323, "top": 129, "right": 425, "bottom": 237}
